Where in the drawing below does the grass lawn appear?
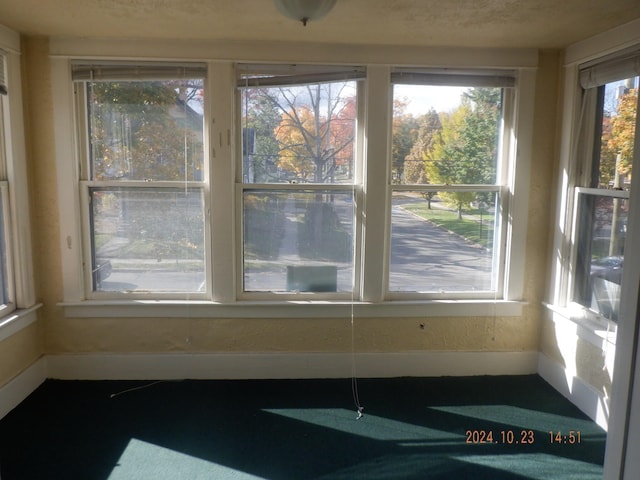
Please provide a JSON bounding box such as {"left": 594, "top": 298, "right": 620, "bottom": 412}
{"left": 402, "top": 202, "right": 495, "bottom": 249}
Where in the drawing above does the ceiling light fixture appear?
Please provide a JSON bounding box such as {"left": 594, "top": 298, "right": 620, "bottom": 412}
{"left": 273, "top": 0, "right": 337, "bottom": 26}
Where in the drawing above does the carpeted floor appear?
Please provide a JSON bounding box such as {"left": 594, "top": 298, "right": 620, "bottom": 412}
{"left": 0, "top": 375, "right": 606, "bottom": 479}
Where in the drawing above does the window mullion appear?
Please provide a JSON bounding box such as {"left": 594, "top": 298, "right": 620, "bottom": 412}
{"left": 361, "top": 66, "right": 392, "bottom": 302}
{"left": 209, "top": 61, "right": 235, "bottom": 302}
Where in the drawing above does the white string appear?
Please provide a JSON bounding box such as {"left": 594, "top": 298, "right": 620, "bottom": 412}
{"left": 350, "top": 170, "right": 363, "bottom": 419}
{"left": 110, "top": 380, "right": 168, "bottom": 398}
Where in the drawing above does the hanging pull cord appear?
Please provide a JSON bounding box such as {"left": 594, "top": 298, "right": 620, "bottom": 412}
{"left": 351, "top": 311, "right": 364, "bottom": 419}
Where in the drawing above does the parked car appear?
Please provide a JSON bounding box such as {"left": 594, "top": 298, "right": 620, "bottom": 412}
{"left": 591, "top": 255, "right": 623, "bottom": 284}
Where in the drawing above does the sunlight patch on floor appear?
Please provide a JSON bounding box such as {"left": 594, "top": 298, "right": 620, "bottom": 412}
{"left": 454, "top": 453, "right": 603, "bottom": 480}
{"left": 430, "top": 404, "right": 603, "bottom": 436}
{"left": 263, "top": 408, "right": 463, "bottom": 442}
{"left": 108, "top": 438, "right": 266, "bottom": 480}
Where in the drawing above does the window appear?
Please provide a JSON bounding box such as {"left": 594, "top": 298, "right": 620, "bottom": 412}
{"left": 73, "top": 63, "right": 208, "bottom": 298}
{"left": 62, "top": 56, "right": 530, "bottom": 310}
{"left": 571, "top": 50, "right": 640, "bottom": 321}
{"left": 0, "top": 63, "right": 14, "bottom": 314}
{"left": 237, "top": 64, "right": 364, "bottom": 297}
{"left": 389, "top": 70, "right": 514, "bottom": 297}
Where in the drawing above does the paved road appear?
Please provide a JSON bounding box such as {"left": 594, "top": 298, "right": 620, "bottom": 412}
{"left": 100, "top": 198, "right": 494, "bottom": 294}
{"left": 389, "top": 204, "right": 493, "bottom": 292}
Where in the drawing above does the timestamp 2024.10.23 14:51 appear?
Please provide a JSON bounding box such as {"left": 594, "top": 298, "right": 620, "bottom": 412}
{"left": 466, "top": 430, "right": 582, "bottom": 445}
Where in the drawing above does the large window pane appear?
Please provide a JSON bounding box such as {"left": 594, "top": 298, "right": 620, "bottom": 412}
{"left": 574, "top": 194, "right": 628, "bottom": 321}
{"left": 88, "top": 79, "right": 204, "bottom": 182}
{"left": 240, "top": 81, "right": 357, "bottom": 184}
{"left": 243, "top": 190, "right": 354, "bottom": 292}
{"left": 390, "top": 81, "right": 505, "bottom": 295}
{"left": 390, "top": 191, "right": 499, "bottom": 292}
{"left": 90, "top": 188, "right": 205, "bottom": 293}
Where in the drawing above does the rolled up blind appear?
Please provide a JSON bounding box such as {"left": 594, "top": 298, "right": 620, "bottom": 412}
{"left": 391, "top": 67, "right": 516, "bottom": 88}
{"left": 237, "top": 63, "right": 366, "bottom": 87}
{"left": 579, "top": 48, "right": 640, "bottom": 89}
{"left": 71, "top": 62, "right": 207, "bottom": 82}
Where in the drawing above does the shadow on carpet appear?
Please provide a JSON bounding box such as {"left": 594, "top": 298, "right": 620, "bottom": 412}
{"left": 0, "top": 375, "right": 606, "bottom": 479}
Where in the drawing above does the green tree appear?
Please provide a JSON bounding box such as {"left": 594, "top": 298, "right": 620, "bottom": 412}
{"left": 426, "top": 87, "right": 501, "bottom": 218}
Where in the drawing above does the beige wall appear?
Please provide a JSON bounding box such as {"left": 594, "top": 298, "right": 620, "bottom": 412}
{"left": 45, "top": 315, "right": 541, "bottom": 354}
{"left": 10, "top": 38, "right": 557, "bottom": 363}
{"left": 0, "top": 321, "right": 42, "bottom": 388}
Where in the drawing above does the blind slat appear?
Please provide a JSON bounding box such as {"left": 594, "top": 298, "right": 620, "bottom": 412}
{"left": 72, "top": 62, "right": 207, "bottom": 82}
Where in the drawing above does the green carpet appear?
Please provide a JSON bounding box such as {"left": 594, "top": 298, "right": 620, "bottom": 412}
{"left": 0, "top": 375, "right": 606, "bottom": 479}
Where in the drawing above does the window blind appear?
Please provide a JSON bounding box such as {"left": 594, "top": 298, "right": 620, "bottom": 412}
{"left": 237, "top": 63, "right": 366, "bottom": 88}
{"left": 391, "top": 68, "right": 516, "bottom": 88}
{"left": 71, "top": 62, "right": 207, "bottom": 82}
{"left": 579, "top": 48, "right": 640, "bottom": 89}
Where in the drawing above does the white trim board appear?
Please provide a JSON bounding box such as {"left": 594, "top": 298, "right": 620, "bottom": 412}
{"left": 0, "top": 357, "right": 46, "bottom": 420}
{"left": 46, "top": 351, "right": 538, "bottom": 380}
{"left": 538, "top": 352, "right": 609, "bottom": 431}
{"left": 0, "top": 351, "right": 545, "bottom": 421}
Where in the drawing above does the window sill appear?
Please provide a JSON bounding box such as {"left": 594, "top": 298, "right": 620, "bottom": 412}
{"left": 59, "top": 299, "right": 525, "bottom": 319}
{"left": 0, "top": 304, "right": 43, "bottom": 342}
{"left": 543, "top": 302, "right": 617, "bottom": 349}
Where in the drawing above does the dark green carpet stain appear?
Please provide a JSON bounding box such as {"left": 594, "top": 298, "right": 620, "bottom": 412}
{"left": 0, "top": 375, "right": 606, "bottom": 479}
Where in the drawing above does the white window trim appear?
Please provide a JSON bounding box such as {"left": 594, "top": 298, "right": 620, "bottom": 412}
{"left": 50, "top": 40, "right": 535, "bottom": 318}
{"left": 0, "top": 29, "right": 37, "bottom": 321}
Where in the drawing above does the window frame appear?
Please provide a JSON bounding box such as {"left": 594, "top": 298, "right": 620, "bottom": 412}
{"left": 0, "top": 99, "right": 15, "bottom": 316}
{"left": 72, "top": 62, "right": 211, "bottom": 301}
{"left": 565, "top": 53, "right": 640, "bottom": 325}
{"left": 235, "top": 65, "right": 365, "bottom": 301}
{"left": 0, "top": 41, "right": 37, "bottom": 321}
{"left": 386, "top": 75, "right": 517, "bottom": 300}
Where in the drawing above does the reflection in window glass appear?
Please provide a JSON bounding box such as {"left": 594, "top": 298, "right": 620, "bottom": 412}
{"left": 88, "top": 80, "right": 205, "bottom": 182}
{"left": 243, "top": 190, "right": 354, "bottom": 292}
{"left": 90, "top": 188, "right": 205, "bottom": 293}
{"left": 390, "top": 191, "right": 499, "bottom": 292}
{"left": 574, "top": 194, "right": 627, "bottom": 321}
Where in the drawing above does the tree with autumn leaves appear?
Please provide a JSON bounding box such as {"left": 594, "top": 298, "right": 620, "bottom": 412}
{"left": 243, "top": 82, "right": 356, "bottom": 183}
{"left": 600, "top": 84, "right": 637, "bottom": 188}
{"left": 398, "top": 88, "right": 501, "bottom": 218}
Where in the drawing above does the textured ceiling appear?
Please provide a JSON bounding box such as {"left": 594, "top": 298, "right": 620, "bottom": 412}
{"left": 0, "top": 0, "right": 639, "bottom": 49}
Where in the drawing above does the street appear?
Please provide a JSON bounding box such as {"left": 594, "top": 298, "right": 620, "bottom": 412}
{"left": 100, "top": 197, "right": 495, "bottom": 294}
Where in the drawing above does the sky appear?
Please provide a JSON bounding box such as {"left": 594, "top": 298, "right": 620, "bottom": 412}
{"left": 394, "top": 84, "right": 467, "bottom": 116}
